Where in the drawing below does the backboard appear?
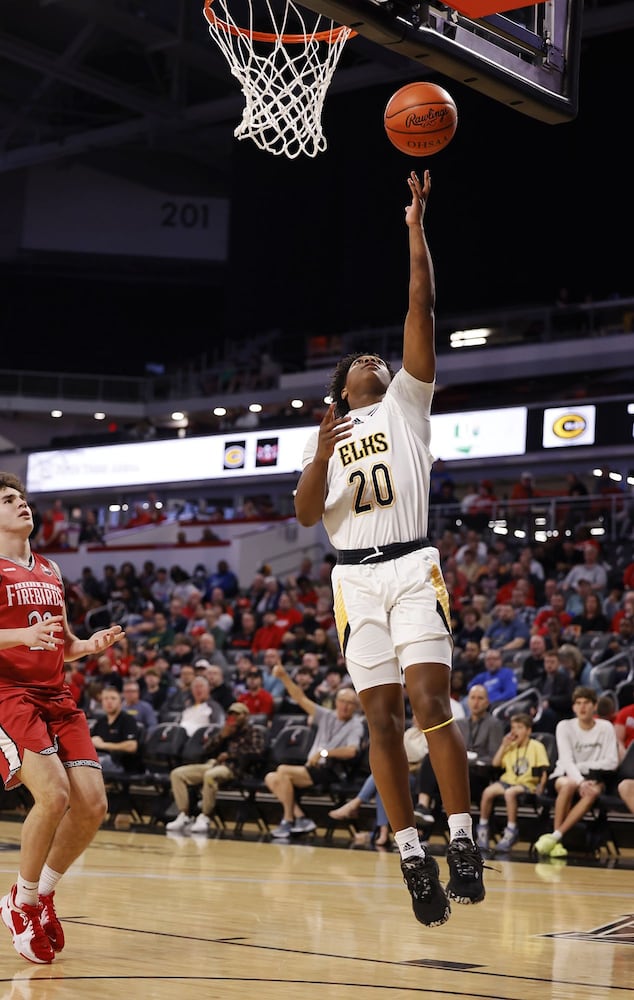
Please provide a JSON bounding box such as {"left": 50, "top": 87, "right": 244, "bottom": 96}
{"left": 298, "top": 1, "right": 581, "bottom": 122}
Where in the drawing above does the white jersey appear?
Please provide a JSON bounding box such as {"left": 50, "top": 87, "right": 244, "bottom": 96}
{"left": 301, "top": 368, "right": 435, "bottom": 551}
{"left": 551, "top": 717, "right": 619, "bottom": 785}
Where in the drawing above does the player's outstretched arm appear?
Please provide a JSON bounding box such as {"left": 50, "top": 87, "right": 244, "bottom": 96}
{"left": 402, "top": 169, "right": 436, "bottom": 384}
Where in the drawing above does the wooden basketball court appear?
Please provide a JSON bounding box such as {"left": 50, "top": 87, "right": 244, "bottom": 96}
{"left": 1, "top": 821, "right": 633, "bottom": 999}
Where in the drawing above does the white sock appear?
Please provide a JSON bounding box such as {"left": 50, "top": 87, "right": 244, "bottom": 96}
{"left": 448, "top": 813, "right": 473, "bottom": 843}
{"left": 551, "top": 830, "right": 563, "bottom": 843}
{"left": 478, "top": 820, "right": 489, "bottom": 829}
{"left": 16, "top": 876, "right": 39, "bottom": 908}
{"left": 39, "top": 864, "right": 63, "bottom": 898}
{"left": 395, "top": 827, "right": 424, "bottom": 860}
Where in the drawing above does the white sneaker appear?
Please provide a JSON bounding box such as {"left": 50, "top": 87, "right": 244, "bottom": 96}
{"left": 189, "top": 814, "right": 211, "bottom": 834}
{"left": 165, "top": 812, "right": 193, "bottom": 832}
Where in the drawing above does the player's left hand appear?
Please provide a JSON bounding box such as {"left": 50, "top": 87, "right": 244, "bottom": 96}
{"left": 85, "top": 624, "right": 126, "bottom": 652}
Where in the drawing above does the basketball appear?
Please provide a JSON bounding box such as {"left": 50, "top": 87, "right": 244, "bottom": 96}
{"left": 384, "top": 82, "right": 458, "bottom": 157}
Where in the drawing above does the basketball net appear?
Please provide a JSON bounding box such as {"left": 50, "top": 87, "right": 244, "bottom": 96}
{"left": 202, "top": 0, "right": 355, "bottom": 159}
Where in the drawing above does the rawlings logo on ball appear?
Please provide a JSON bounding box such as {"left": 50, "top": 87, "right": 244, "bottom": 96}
{"left": 405, "top": 108, "right": 452, "bottom": 129}
{"left": 384, "top": 81, "right": 458, "bottom": 157}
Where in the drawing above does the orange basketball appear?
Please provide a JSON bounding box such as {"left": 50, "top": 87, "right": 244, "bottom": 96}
{"left": 384, "top": 82, "right": 458, "bottom": 157}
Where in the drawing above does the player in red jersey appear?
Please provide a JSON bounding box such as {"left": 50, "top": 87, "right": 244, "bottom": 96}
{"left": 0, "top": 472, "right": 125, "bottom": 964}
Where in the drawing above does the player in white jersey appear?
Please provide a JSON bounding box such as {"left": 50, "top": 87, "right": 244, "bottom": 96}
{"left": 295, "top": 170, "right": 485, "bottom": 928}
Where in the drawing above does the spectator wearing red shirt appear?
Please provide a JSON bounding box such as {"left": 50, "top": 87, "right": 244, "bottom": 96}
{"left": 532, "top": 591, "right": 573, "bottom": 636}
{"left": 252, "top": 610, "right": 286, "bottom": 655}
{"left": 274, "top": 591, "right": 304, "bottom": 631}
{"left": 237, "top": 667, "right": 275, "bottom": 718}
{"left": 615, "top": 702, "right": 634, "bottom": 754}
{"left": 611, "top": 591, "right": 634, "bottom": 632}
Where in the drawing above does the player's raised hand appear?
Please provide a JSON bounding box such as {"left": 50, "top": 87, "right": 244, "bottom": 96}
{"left": 314, "top": 403, "right": 352, "bottom": 461}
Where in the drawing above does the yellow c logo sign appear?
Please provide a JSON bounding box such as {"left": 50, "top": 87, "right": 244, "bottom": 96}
{"left": 552, "top": 413, "right": 586, "bottom": 440}
{"left": 224, "top": 446, "right": 245, "bottom": 467}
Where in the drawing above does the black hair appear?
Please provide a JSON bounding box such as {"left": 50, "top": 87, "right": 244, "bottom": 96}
{"left": 327, "top": 353, "right": 395, "bottom": 417}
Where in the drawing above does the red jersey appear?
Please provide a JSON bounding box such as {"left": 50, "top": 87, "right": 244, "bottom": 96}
{"left": 0, "top": 553, "right": 66, "bottom": 690}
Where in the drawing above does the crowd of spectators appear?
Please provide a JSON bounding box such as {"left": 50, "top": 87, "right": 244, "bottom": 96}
{"left": 45, "top": 510, "right": 634, "bottom": 848}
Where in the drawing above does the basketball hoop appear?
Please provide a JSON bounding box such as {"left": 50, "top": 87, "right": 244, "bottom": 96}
{"left": 202, "top": 0, "right": 356, "bottom": 159}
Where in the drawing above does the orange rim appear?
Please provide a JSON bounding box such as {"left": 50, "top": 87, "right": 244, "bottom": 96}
{"left": 203, "top": 0, "right": 356, "bottom": 43}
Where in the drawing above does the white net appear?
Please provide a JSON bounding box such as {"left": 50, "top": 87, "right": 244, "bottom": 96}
{"left": 203, "top": 0, "right": 355, "bottom": 159}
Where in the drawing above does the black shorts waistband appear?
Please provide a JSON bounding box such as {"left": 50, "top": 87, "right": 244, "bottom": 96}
{"left": 336, "top": 538, "right": 430, "bottom": 566}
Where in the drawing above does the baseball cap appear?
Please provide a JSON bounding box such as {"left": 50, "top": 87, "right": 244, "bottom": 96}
{"left": 227, "top": 702, "right": 249, "bottom": 716}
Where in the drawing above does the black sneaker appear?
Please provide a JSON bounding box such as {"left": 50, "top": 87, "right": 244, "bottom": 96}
{"left": 445, "top": 837, "right": 486, "bottom": 904}
{"left": 400, "top": 855, "right": 451, "bottom": 927}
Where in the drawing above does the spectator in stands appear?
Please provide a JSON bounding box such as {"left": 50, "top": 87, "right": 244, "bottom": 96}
{"left": 252, "top": 610, "right": 286, "bottom": 656}
{"left": 520, "top": 633, "right": 547, "bottom": 687}
{"left": 312, "top": 665, "right": 351, "bottom": 709}
{"left": 474, "top": 553, "right": 507, "bottom": 608}
{"left": 496, "top": 564, "right": 537, "bottom": 609}
{"left": 302, "top": 594, "right": 336, "bottom": 637}
{"left": 265, "top": 665, "right": 364, "bottom": 839}
{"left": 90, "top": 652, "right": 124, "bottom": 693}
{"left": 452, "top": 640, "right": 483, "bottom": 685}
{"left": 570, "top": 591, "right": 610, "bottom": 635}
{"left": 120, "top": 678, "right": 158, "bottom": 731}
{"left": 150, "top": 567, "right": 173, "bottom": 611}
{"left": 532, "top": 590, "right": 572, "bottom": 637}
{"left": 230, "top": 653, "right": 256, "bottom": 697}
{"left": 534, "top": 686, "right": 619, "bottom": 857}
{"left": 480, "top": 603, "right": 530, "bottom": 661}
{"left": 192, "top": 631, "right": 229, "bottom": 677}
{"left": 453, "top": 542, "right": 484, "bottom": 587}
{"left": 165, "top": 702, "right": 266, "bottom": 835}
{"left": 455, "top": 529, "right": 488, "bottom": 566}
{"left": 533, "top": 648, "right": 575, "bottom": 733}
{"left": 508, "top": 583, "right": 537, "bottom": 630}
{"left": 91, "top": 687, "right": 143, "bottom": 774}
{"left": 169, "top": 566, "right": 199, "bottom": 605}
{"left": 237, "top": 666, "right": 275, "bottom": 719}
{"left": 253, "top": 575, "right": 284, "bottom": 617}
{"left": 227, "top": 610, "right": 258, "bottom": 656}
{"left": 561, "top": 542, "right": 608, "bottom": 600}
{"left": 165, "top": 596, "right": 189, "bottom": 635}
{"left": 140, "top": 609, "right": 175, "bottom": 653}
{"left": 78, "top": 508, "right": 105, "bottom": 545}
{"left": 32, "top": 500, "right": 67, "bottom": 550}
{"left": 558, "top": 642, "right": 593, "bottom": 687}
{"left": 610, "top": 591, "right": 634, "bottom": 633}
{"left": 597, "top": 616, "right": 634, "bottom": 666}
{"left": 309, "top": 626, "right": 340, "bottom": 669}
{"left": 279, "top": 623, "right": 318, "bottom": 666}
{"left": 614, "top": 701, "right": 634, "bottom": 758}
{"left": 205, "top": 559, "right": 240, "bottom": 600}
{"left": 454, "top": 606, "right": 485, "bottom": 650}
{"left": 543, "top": 612, "right": 566, "bottom": 653}
{"left": 202, "top": 662, "right": 235, "bottom": 712}
{"left": 141, "top": 667, "right": 168, "bottom": 712}
{"left": 476, "top": 712, "right": 551, "bottom": 852}
{"left": 277, "top": 665, "right": 318, "bottom": 715}
{"left": 176, "top": 675, "right": 223, "bottom": 735}
{"left": 462, "top": 480, "right": 498, "bottom": 532}
{"left": 274, "top": 591, "right": 304, "bottom": 632}
{"left": 467, "top": 648, "right": 517, "bottom": 707}
{"left": 159, "top": 663, "right": 195, "bottom": 722}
